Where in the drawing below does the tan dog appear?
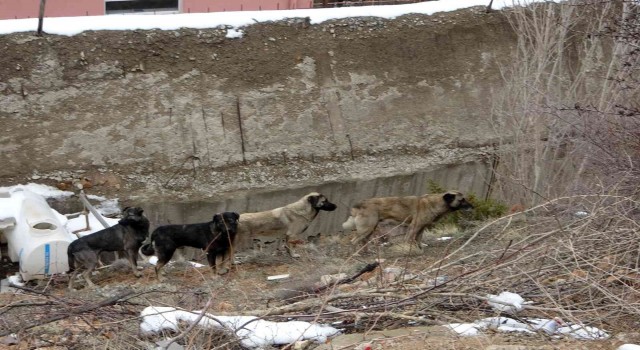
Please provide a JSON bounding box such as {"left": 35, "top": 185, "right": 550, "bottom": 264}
{"left": 237, "top": 192, "right": 337, "bottom": 257}
{"left": 342, "top": 191, "right": 473, "bottom": 251}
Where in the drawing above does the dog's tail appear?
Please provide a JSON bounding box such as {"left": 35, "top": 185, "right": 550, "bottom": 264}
{"left": 342, "top": 216, "right": 356, "bottom": 231}
{"left": 140, "top": 243, "right": 155, "bottom": 256}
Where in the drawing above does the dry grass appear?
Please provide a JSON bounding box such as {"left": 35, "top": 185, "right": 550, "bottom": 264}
{"left": 490, "top": 0, "right": 640, "bottom": 206}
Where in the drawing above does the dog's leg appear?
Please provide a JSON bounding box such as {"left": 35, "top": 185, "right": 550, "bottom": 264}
{"left": 223, "top": 244, "right": 235, "bottom": 274}
{"left": 68, "top": 269, "right": 78, "bottom": 290}
{"left": 213, "top": 253, "right": 224, "bottom": 274}
{"left": 126, "top": 249, "right": 143, "bottom": 277}
{"left": 154, "top": 247, "right": 175, "bottom": 281}
{"left": 154, "top": 261, "right": 168, "bottom": 281}
{"left": 407, "top": 220, "right": 427, "bottom": 250}
{"left": 351, "top": 214, "right": 379, "bottom": 254}
{"left": 207, "top": 251, "right": 218, "bottom": 270}
{"left": 214, "top": 248, "right": 232, "bottom": 275}
{"left": 69, "top": 251, "right": 98, "bottom": 289}
{"left": 351, "top": 228, "right": 375, "bottom": 254}
{"left": 81, "top": 259, "right": 99, "bottom": 289}
{"left": 413, "top": 225, "right": 428, "bottom": 247}
{"left": 82, "top": 270, "right": 97, "bottom": 289}
{"left": 284, "top": 222, "right": 309, "bottom": 258}
{"left": 284, "top": 241, "right": 300, "bottom": 258}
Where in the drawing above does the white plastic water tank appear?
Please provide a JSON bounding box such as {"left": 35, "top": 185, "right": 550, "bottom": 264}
{"left": 2, "top": 188, "right": 73, "bottom": 281}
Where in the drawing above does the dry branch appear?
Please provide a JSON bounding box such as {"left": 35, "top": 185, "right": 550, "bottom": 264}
{"left": 0, "top": 288, "right": 136, "bottom": 337}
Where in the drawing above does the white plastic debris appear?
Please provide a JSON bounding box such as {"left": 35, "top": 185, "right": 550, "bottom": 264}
{"left": 445, "top": 323, "right": 482, "bottom": 336}
{"left": 477, "top": 317, "right": 524, "bottom": 329}
{"left": 7, "top": 274, "right": 25, "bottom": 287}
{"left": 148, "top": 256, "right": 159, "bottom": 265}
{"left": 140, "top": 306, "right": 340, "bottom": 349}
{"left": 526, "top": 318, "right": 561, "bottom": 335}
{"left": 486, "top": 291, "right": 527, "bottom": 314}
{"left": 574, "top": 211, "right": 589, "bottom": 218}
{"left": 146, "top": 256, "right": 205, "bottom": 268}
{"left": 445, "top": 316, "right": 607, "bottom": 340}
{"left": 617, "top": 345, "right": 640, "bottom": 350}
{"left": 436, "top": 236, "right": 453, "bottom": 241}
{"left": 557, "top": 324, "right": 610, "bottom": 340}
{"left": 267, "top": 274, "right": 290, "bottom": 281}
{"left": 0, "top": 188, "right": 74, "bottom": 281}
{"left": 475, "top": 317, "right": 533, "bottom": 334}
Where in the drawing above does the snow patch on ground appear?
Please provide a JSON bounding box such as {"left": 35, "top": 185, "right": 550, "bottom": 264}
{"left": 617, "top": 345, "right": 640, "bottom": 350}
{"left": 486, "top": 291, "right": 528, "bottom": 314}
{"left": 140, "top": 306, "right": 340, "bottom": 348}
{"left": 446, "top": 291, "right": 608, "bottom": 340}
{"left": 225, "top": 28, "right": 244, "bottom": 38}
{"left": 446, "top": 316, "right": 609, "bottom": 340}
{"left": 556, "top": 324, "right": 611, "bottom": 340}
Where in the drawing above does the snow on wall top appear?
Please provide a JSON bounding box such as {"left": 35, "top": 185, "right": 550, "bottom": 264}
{"left": 0, "top": 1, "right": 552, "bottom": 36}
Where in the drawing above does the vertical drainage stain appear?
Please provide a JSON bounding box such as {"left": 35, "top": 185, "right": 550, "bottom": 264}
{"left": 236, "top": 96, "right": 247, "bottom": 165}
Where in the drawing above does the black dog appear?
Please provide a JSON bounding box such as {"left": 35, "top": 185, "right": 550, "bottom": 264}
{"left": 67, "top": 207, "right": 150, "bottom": 289}
{"left": 140, "top": 211, "right": 239, "bottom": 280}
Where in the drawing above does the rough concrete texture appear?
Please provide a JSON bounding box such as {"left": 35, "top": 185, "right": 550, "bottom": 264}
{"left": 0, "top": 7, "right": 515, "bottom": 202}
{"left": 141, "top": 160, "right": 491, "bottom": 244}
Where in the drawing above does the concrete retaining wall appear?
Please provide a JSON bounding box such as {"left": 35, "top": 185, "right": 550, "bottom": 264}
{"left": 142, "top": 160, "right": 490, "bottom": 243}
{"left": 0, "top": 8, "right": 514, "bottom": 203}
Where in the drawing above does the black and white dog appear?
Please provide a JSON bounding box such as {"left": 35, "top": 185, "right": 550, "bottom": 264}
{"left": 67, "top": 207, "right": 150, "bottom": 289}
{"left": 140, "top": 212, "right": 240, "bottom": 280}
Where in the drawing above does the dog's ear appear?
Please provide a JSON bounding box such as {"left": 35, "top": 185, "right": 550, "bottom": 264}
{"left": 212, "top": 214, "right": 221, "bottom": 224}
{"left": 135, "top": 207, "right": 144, "bottom": 215}
{"left": 232, "top": 212, "right": 240, "bottom": 220}
{"left": 443, "top": 193, "right": 456, "bottom": 204}
{"left": 307, "top": 195, "right": 319, "bottom": 207}
{"left": 122, "top": 206, "right": 131, "bottom": 213}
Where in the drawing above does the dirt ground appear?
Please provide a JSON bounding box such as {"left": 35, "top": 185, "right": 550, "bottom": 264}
{"left": 1, "top": 225, "right": 637, "bottom": 350}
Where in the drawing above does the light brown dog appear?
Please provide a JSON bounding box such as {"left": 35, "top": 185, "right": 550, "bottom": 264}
{"left": 237, "top": 192, "right": 337, "bottom": 257}
{"left": 342, "top": 191, "right": 473, "bottom": 251}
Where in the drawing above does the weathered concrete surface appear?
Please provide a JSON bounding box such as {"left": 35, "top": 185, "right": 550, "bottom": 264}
{"left": 140, "top": 160, "right": 491, "bottom": 239}
{"left": 0, "top": 7, "right": 514, "bottom": 202}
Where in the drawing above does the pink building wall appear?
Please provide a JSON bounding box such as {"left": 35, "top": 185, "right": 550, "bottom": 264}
{"left": 0, "top": 0, "right": 314, "bottom": 20}
{"left": 0, "top": 0, "right": 104, "bottom": 20}
{"left": 182, "top": 0, "right": 313, "bottom": 12}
